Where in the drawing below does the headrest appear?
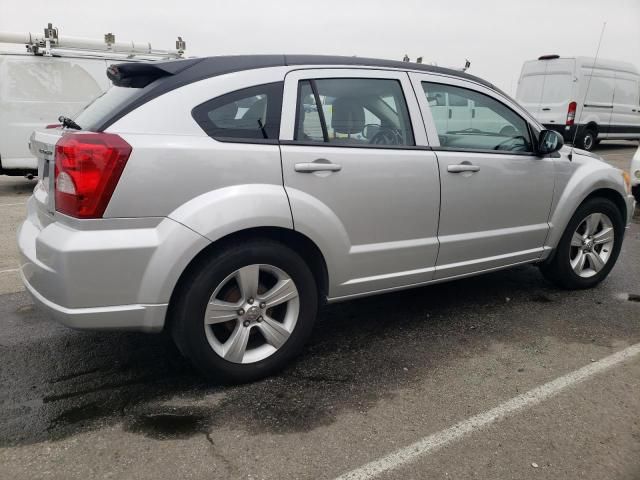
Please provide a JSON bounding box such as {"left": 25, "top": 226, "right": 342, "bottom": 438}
{"left": 331, "top": 98, "right": 365, "bottom": 135}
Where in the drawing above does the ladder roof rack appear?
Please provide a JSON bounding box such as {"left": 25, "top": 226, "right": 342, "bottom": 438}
{"left": 0, "top": 23, "right": 185, "bottom": 59}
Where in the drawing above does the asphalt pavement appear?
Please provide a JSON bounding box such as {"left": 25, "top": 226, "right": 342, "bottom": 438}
{"left": 0, "top": 141, "right": 638, "bottom": 479}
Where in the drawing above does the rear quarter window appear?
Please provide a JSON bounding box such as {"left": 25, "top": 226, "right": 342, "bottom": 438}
{"left": 191, "top": 82, "right": 284, "bottom": 143}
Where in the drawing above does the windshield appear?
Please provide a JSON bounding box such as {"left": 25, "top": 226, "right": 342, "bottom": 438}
{"left": 73, "top": 86, "right": 141, "bottom": 131}
{"left": 517, "top": 74, "right": 572, "bottom": 104}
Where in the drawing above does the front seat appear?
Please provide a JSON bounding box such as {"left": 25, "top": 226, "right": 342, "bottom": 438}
{"left": 331, "top": 98, "right": 366, "bottom": 142}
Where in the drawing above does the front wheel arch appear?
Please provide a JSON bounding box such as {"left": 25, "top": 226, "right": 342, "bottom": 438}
{"left": 540, "top": 196, "right": 624, "bottom": 289}
{"left": 542, "top": 189, "right": 627, "bottom": 267}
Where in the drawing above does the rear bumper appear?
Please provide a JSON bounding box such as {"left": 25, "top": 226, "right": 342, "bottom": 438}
{"left": 17, "top": 197, "right": 208, "bottom": 332}
{"left": 21, "top": 268, "right": 167, "bottom": 332}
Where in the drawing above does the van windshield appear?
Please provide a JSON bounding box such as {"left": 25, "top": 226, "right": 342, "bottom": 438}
{"left": 518, "top": 74, "right": 572, "bottom": 104}
{"left": 73, "top": 86, "right": 141, "bottom": 131}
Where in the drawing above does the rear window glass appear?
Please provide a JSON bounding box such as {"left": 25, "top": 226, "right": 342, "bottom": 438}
{"left": 73, "top": 86, "right": 141, "bottom": 131}
{"left": 192, "top": 82, "right": 284, "bottom": 142}
{"left": 1, "top": 57, "right": 103, "bottom": 102}
{"left": 517, "top": 74, "right": 572, "bottom": 103}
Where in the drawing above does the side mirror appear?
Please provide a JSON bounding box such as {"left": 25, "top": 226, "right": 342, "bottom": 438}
{"left": 538, "top": 129, "right": 564, "bottom": 155}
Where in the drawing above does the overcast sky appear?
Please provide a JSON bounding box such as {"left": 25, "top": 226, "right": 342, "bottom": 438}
{"left": 1, "top": 0, "right": 638, "bottom": 94}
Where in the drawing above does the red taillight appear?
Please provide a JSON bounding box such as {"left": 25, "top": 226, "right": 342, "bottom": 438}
{"left": 566, "top": 101, "right": 577, "bottom": 126}
{"left": 54, "top": 133, "right": 131, "bottom": 218}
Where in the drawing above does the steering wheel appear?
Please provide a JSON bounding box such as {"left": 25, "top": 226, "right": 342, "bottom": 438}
{"left": 494, "top": 135, "right": 527, "bottom": 151}
{"left": 369, "top": 126, "right": 402, "bottom": 145}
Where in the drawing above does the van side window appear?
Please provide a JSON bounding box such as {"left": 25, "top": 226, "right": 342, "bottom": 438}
{"left": 192, "top": 82, "right": 283, "bottom": 142}
{"left": 295, "top": 78, "right": 415, "bottom": 147}
{"left": 422, "top": 82, "right": 533, "bottom": 153}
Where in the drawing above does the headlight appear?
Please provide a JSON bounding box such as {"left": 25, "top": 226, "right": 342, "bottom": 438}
{"left": 622, "top": 171, "right": 631, "bottom": 194}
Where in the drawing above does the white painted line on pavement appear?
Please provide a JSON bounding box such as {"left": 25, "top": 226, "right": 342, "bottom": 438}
{"left": 0, "top": 201, "right": 28, "bottom": 207}
{"left": 0, "top": 268, "right": 19, "bottom": 274}
{"left": 334, "top": 343, "right": 640, "bottom": 480}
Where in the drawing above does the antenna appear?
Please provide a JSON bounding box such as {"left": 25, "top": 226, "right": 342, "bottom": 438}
{"left": 570, "top": 22, "right": 607, "bottom": 158}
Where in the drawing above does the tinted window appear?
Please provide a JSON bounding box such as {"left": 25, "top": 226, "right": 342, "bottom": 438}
{"left": 74, "top": 86, "right": 140, "bottom": 131}
{"left": 295, "top": 78, "right": 414, "bottom": 146}
{"left": 192, "top": 82, "right": 283, "bottom": 141}
{"left": 422, "top": 82, "right": 533, "bottom": 153}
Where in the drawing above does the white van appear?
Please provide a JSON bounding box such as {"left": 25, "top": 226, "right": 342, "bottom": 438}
{"left": 0, "top": 26, "right": 185, "bottom": 176}
{"left": 0, "top": 54, "right": 117, "bottom": 176}
{"left": 516, "top": 55, "right": 640, "bottom": 151}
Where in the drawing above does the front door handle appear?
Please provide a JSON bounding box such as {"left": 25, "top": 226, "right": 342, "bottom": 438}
{"left": 447, "top": 164, "right": 480, "bottom": 173}
{"left": 294, "top": 160, "right": 342, "bottom": 173}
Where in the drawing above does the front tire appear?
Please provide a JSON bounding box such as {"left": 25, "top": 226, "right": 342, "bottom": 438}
{"left": 170, "top": 239, "right": 318, "bottom": 383}
{"left": 540, "top": 198, "right": 624, "bottom": 289}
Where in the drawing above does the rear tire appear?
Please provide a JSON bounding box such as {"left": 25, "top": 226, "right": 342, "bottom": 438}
{"left": 540, "top": 198, "right": 624, "bottom": 289}
{"left": 170, "top": 239, "right": 318, "bottom": 383}
{"left": 633, "top": 185, "right": 640, "bottom": 203}
{"left": 576, "top": 128, "right": 597, "bottom": 151}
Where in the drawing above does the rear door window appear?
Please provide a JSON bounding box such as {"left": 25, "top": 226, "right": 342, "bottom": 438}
{"left": 294, "top": 78, "right": 414, "bottom": 147}
{"left": 192, "top": 82, "right": 283, "bottom": 142}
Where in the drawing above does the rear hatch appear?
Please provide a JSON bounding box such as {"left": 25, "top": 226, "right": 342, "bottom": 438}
{"left": 29, "top": 128, "right": 65, "bottom": 224}
{"left": 516, "top": 58, "right": 575, "bottom": 126}
{"left": 26, "top": 58, "right": 203, "bottom": 224}
{"left": 26, "top": 66, "right": 175, "bottom": 223}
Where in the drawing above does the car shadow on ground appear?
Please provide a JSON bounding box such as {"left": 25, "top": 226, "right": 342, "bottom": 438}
{"left": 1, "top": 264, "right": 638, "bottom": 447}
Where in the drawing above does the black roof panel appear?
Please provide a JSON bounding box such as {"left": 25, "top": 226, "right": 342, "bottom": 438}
{"left": 136, "top": 54, "right": 501, "bottom": 92}
{"left": 99, "top": 54, "right": 504, "bottom": 130}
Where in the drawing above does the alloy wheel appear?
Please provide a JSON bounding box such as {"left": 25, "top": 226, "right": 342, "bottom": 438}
{"left": 203, "top": 264, "right": 299, "bottom": 364}
{"left": 569, "top": 212, "right": 615, "bottom": 278}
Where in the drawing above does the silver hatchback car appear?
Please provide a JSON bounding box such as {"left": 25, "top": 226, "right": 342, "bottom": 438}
{"left": 20, "top": 55, "right": 636, "bottom": 382}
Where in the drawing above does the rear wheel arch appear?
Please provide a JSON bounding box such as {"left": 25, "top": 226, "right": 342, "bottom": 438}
{"left": 167, "top": 226, "right": 329, "bottom": 331}
{"left": 584, "top": 121, "right": 599, "bottom": 135}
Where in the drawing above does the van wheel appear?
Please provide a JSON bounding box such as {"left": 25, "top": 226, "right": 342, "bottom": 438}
{"left": 577, "top": 129, "right": 597, "bottom": 151}
{"left": 540, "top": 198, "right": 624, "bottom": 289}
{"left": 633, "top": 185, "right": 640, "bottom": 203}
{"left": 170, "top": 240, "right": 318, "bottom": 383}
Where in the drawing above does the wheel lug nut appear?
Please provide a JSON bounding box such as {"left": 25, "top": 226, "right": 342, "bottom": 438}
{"left": 257, "top": 316, "right": 263, "bottom": 323}
{"left": 243, "top": 320, "right": 250, "bottom": 327}
{"left": 237, "top": 308, "right": 245, "bottom": 315}
{"left": 248, "top": 298, "right": 254, "bottom": 304}
{"left": 260, "top": 302, "right": 266, "bottom": 309}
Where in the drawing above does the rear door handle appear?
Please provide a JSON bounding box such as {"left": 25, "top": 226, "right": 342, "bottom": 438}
{"left": 541, "top": 107, "right": 551, "bottom": 111}
{"left": 294, "top": 161, "right": 342, "bottom": 173}
{"left": 447, "top": 164, "right": 480, "bottom": 173}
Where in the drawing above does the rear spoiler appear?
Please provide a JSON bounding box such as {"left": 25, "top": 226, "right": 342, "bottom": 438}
{"left": 106, "top": 58, "right": 203, "bottom": 88}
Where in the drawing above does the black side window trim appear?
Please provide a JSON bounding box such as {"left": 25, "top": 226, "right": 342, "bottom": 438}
{"left": 191, "top": 81, "right": 284, "bottom": 142}
{"left": 430, "top": 146, "right": 536, "bottom": 157}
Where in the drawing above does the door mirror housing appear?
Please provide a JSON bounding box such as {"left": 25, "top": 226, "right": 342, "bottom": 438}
{"left": 538, "top": 129, "right": 564, "bottom": 155}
